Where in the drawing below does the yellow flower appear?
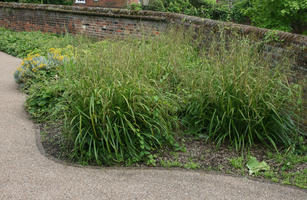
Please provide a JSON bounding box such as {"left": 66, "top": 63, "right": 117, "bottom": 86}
{"left": 26, "top": 56, "right": 33, "bottom": 61}
{"left": 58, "top": 56, "right": 64, "bottom": 61}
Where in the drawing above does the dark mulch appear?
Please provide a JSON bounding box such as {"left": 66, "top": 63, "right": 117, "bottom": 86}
{"left": 39, "top": 122, "right": 306, "bottom": 188}
{"left": 40, "top": 123, "right": 272, "bottom": 173}
{"left": 154, "top": 134, "right": 271, "bottom": 175}
{"left": 39, "top": 123, "right": 72, "bottom": 161}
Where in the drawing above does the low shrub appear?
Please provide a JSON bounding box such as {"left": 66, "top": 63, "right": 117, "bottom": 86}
{"left": 26, "top": 79, "right": 65, "bottom": 121}
{"left": 14, "top": 47, "right": 71, "bottom": 89}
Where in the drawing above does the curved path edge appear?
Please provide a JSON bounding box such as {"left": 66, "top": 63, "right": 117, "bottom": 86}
{"left": 1, "top": 51, "right": 306, "bottom": 200}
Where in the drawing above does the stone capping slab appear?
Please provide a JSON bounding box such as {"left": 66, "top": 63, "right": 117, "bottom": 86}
{"left": 0, "top": 2, "right": 306, "bottom": 47}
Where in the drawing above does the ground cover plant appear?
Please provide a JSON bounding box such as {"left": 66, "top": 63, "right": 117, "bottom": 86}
{"left": 0, "top": 27, "right": 305, "bottom": 188}
{"left": 0, "top": 27, "right": 90, "bottom": 58}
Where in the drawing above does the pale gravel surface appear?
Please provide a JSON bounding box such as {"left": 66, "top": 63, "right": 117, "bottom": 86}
{"left": 0, "top": 51, "right": 306, "bottom": 200}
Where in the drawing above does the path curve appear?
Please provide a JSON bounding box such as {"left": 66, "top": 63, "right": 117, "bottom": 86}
{"left": 0, "top": 52, "right": 306, "bottom": 200}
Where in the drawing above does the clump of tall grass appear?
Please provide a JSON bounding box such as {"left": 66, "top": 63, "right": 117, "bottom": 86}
{"left": 22, "top": 28, "right": 302, "bottom": 165}
{"left": 60, "top": 40, "right": 183, "bottom": 165}
{"left": 180, "top": 32, "right": 302, "bottom": 151}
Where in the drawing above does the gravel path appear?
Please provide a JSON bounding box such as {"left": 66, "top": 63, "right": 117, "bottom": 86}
{"left": 0, "top": 51, "right": 306, "bottom": 200}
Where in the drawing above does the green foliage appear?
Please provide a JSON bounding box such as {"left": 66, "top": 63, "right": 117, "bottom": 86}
{"left": 3, "top": 27, "right": 303, "bottom": 165}
{"left": 26, "top": 80, "right": 65, "bottom": 121}
{"left": 181, "top": 33, "right": 302, "bottom": 151}
{"left": 267, "top": 150, "right": 307, "bottom": 171}
{"left": 128, "top": 3, "right": 142, "bottom": 11}
{"left": 263, "top": 150, "right": 307, "bottom": 188}
{"left": 14, "top": 48, "right": 69, "bottom": 87}
{"left": 59, "top": 39, "right": 180, "bottom": 165}
{"left": 246, "top": 156, "right": 270, "bottom": 175}
{"left": 146, "top": 0, "right": 306, "bottom": 34}
{"left": 231, "top": 0, "right": 251, "bottom": 23}
{"left": 146, "top": 0, "right": 231, "bottom": 21}
{"left": 242, "top": 0, "right": 307, "bottom": 34}
{"left": 184, "top": 161, "right": 200, "bottom": 169}
{"left": 0, "top": 28, "right": 88, "bottom": 58}
{"left": 14, "top": 48, "right": 71, "bottom": 120}
{"left": 229, "top": 156, "right": 244, "bottom": 169}
{"left": 0, "top": 28, "right": 56, "bottom": 57}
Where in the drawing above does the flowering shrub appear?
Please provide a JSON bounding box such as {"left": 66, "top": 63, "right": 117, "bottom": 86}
{"left": 14, "top": 47, "right": 71, "bottom": 86}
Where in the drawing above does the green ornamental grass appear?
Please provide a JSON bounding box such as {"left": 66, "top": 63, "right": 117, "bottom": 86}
{"left": 4, "top": 27, "right": 303, "bottom": 165}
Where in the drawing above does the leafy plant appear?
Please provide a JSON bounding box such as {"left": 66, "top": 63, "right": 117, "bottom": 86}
{"left": 128, "top": 3, "right": 142, "bottom": 11}
{"left": 14, "top": 48, "right": 70, "bottom": 89}
{"left": 246, "top": 156, "right": 270, "bottom": 175}
{"left": 242, "top": 0, "right": 307, "bottom": 34}
{"left": 146, "top": 0, "right": 231, "bottom": 21}
{"left": 184, "top": 161, "right": 200, "bottom": 169}
{"left": 26, "top": 80, "right": 65, "bottom": 121}
{"left": 229, "top": 156, "right": 244, "bottom": 170}
{"left": 0, "top": 28, "right": 92, "bottom": 58}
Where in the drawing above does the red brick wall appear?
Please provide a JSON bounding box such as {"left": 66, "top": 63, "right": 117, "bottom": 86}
{"left": 74, "top": 0, "right": 139, "bottom": 8}
{"left": 0, "top": 3, "right": 164, "bottom": 39}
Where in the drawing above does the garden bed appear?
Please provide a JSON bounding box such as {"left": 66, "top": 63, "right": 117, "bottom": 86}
{"left": 1, "top": 27, "right": 306, "bottom": 189}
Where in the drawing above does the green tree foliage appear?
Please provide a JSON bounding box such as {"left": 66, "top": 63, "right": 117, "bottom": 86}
{"left": 146, "top": 0, "right": 231, "bottom": 21}
{"left": 243, "top": 0, "right": 307, "bottom": 34}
